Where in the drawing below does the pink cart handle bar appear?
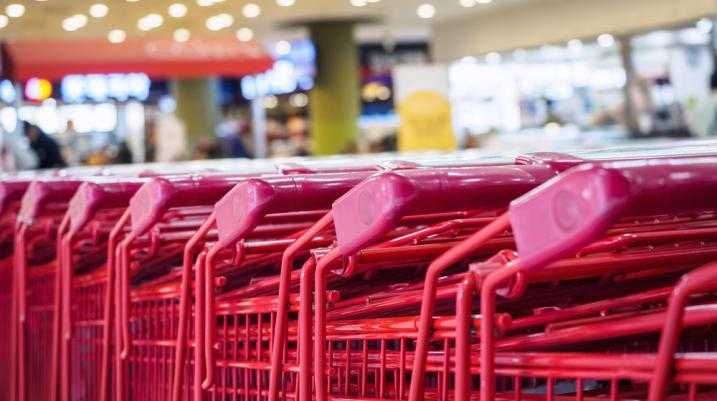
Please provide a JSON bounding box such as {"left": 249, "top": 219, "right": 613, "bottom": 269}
{"left": 213, "top": 172, "right": 376, "bottom": 249}
{"left": 509, "top": 157, "right": 717, "bottom": 273}
{"left": 128, "top": 174, "right": 261, "bottom": 236}
{"left": 0, "top": 180, "right": 32, "bottom": 217}
{"left": 67, "top": 179, "right": 148, "bottom": 233}
{"left": 332, "top": 164, "right": 559, "bottom": 256}
{"left": 516, "top": 151, "right": 717, "bottom": 172}
{"left": 17, "top": 179, "right": 84, "bottom": 225}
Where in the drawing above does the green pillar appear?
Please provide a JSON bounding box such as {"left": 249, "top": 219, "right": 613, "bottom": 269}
{"left": 308, "top": 22, "right": 360, "bottom": 155}
{"left": 171, "top": 78, "right": 220, "bottom": 147}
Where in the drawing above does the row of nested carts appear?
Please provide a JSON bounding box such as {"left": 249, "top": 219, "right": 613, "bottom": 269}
{"left": 1, "top": 143, "right": 717, "bottom": 401}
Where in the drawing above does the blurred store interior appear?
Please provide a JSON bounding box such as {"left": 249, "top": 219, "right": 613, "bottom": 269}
{"left": 0, "top": 0, "right": 715, "bottom": 170}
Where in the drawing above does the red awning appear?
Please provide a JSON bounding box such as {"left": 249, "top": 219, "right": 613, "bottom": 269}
{"left": 1, "top": 37, "right": 274, "bottom": 81}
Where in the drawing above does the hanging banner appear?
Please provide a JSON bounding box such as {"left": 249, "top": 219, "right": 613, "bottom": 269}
{"left": 393, "top": 64, "right": 456, "bottom": 152}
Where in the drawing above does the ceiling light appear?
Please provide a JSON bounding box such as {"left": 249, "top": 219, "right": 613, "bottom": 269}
{"left": 236, "top": 27, "right": 253, "bottom": 42}
{"left": 696, "top": 18, "right": 713, "bottom": 35}
{"left": 206, "top": 13, "right": 233, "bottom": 31}
{"left": 89, "top": 4, "right": 109, "bottom": 18}
{"left": 512, "top": 48, "right": 527, "bottom": 61}
{"left": 597, "top": 33, "right": 615, "bottom": 48}
{"left": 168, "top": 3, "right": 188, "bottom": 17}
{"left": 276, "top": 0, "right": 295, "bottom": 5}
{"left": 197, "top": 0, "right": 214, "bottom": 6}
{"left": 173, "top": 28, "right": 190, "bottom": 42}
{"left": 138, "top": 13, "right": 163, "bottom": 31}
{"left": 459, "top": 0, "right": 475, "bottom": 7}
{"left": 567, "top": 38, "right": 583, "bottom": 52}
{"left": 62, "top": 14, "right": 88, "bottom": 31}
{"left": 275, "top": 40, "right": 291, "bottom": 55}
{"left": 0, "top": 15, "right": 8, "bottom": 29}
{"left": 485, "top": 51, "right": 501, "bottom": 64}
{"left": 350, "top": 0, "right": 367, "bottom": 6}
{"left": 242, "top": 3, "right": 260, "bottom": 18}
{"left": 476, "top": 0, "right": 492, "bottom": 3}
{"left": 416, "top": 3, "right": 435, "bottom": 19}
{"left": 108, "top": 29, "right": 127, "bottom": 43}
{"left": 5, "top": 4, "right": 25, "bottom": 18}
{"left": 263, "top": 95, "right": 278, "bottom": 109}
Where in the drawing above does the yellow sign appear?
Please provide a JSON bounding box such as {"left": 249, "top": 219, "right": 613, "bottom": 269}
{"left": 397, "top": 90, "right": 456, "bottom": 152}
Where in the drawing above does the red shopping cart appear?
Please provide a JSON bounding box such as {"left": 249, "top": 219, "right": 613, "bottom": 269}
{"left": 415, "top": 158, "right": 717, "bottom": 401}
{"left": 0, "top": 178, "right": 32, "bottom": 401}
{"left": 108, "top": 173, "right": 270, "bottom": 401}
{"left": 10, "top": 178, "right": 83, "bottom": 401}
{"left": 52, "top": 178, "right": 147, "bottom": 401}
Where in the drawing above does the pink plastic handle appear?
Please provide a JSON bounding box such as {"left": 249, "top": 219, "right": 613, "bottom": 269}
{"left": 276, "top": 160, "right": 420, "bottom": 175}
{"left": 128, "top": 174, "right": 257, "bottom": 236}
{"left": 509, "top": 157, "right": 717, "bottom": 272}
{"left": 0, "top": 180, "right": 32, "bottom": 217}
{"left": 333, "top": 165, "right": 558, "bottom": 256}
{"left": 17, "top": 179, "right": 83, "bottom": 224}
{"left": 67, "top": 179, "right": 147, "bottom": 232}
{"left": 515, "top": 152, "right": 585, "bottom": 172}
{"left": 213, "top": 172, "right": 372, "bottom": 248}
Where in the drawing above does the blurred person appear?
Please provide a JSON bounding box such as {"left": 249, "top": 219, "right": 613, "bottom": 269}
{"left": 156, "top": 111, "right": 187, "bottom": 162}
{"left": 218, "top": 111, "right": 252, "bottom": 158}
{"left": 59, "top": 120, "right": 91, "bottom": 165}
{"left": 0, "top": 126, "right": 38, "bottom": 171}
{"left": 286, "top": 115, "right": 310, "bottom": 156}
{"left": 193, "top": 138, "right": 221, "bottom": 160}
{"left": 23, "top": 122, "right": 66, "bottom": 169}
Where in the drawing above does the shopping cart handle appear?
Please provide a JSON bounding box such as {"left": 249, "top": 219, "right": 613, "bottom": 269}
{"left": 128, "top": 174, "right": 254, "bottom": 236}
{"left": 67, "top": 180, "right": 146, "bottom": 233}
{"left": 333, "top": 165, "right": 557, "bottom": 256}
{"left": 515, "top": 152, "right": 584, "bottom": 172}
{"left": 0, "top": 180, "right": 31, "bottom": 217}
{"left": 17, "top": 179, "right": 83, "bottom": 225}
{"left": 214, "top": 173, "right": 371, "bottom": 248}
{"left": 509, "top": 157, "right": 717, "bottom": 273}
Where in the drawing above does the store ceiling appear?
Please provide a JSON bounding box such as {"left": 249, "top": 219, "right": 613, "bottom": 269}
{"left": 0, "top": 0, "right": 534, "bottom": 44}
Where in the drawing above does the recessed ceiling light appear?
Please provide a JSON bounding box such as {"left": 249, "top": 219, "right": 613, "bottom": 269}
{"left": 89, "top": 4, "right": 109, "bottom": 18}
{"left": 350, "top": 0, "right": 367, "bottom": 6}
{"left": 276, "top": 0, "right": 296, "bottom": 6}
{"left": 597, "top": 33, "right": 615, "bottom": 48}
{"left": 696, "top": 18, "right": 713, "bottom": 35}
{"left": 168, "top": 3, "right": 188, "bottom": 18}
{"left": 275, "top": 40, "right": 291, "bottom": 55}
{"left": 476, "top": 0, "right": 492, "bottom": 3}
{"left": 197, "top": 0, "right": 214, "bottom": 6}
{"left": 62, "top": 14, "right": 88, "bottom": 31}
{"left": 416, "top": 3, "right": 435, "bottom": 19}
{"left": 485, "top": 51, "right": 501, "bottom": 64}
{"left": 236, "top": 27, "right": 254, "bottom": 42}
{"left": 206, "top": 13, "right": 234, "bottom": 31}
{"left": 173, "top": 28, "right": 191, "bottom": 42}
{"left": 0, "top": 15, "right": 8, "bottom": 29}
{"left": 5, "top": 4, "right": 25, "bottom": 18}
{"left": 567, "top": 38, "right": 583, "bottom": 52}
{"left": 138, "top": 13, "right": 163, "bottom": 31}
{"left": 242, "top": 3, "right": 261, "bottom": 18}
{"left": 108, "top": 29, "right": 127, "bottom": 43}
{"left": 459, "top": 0, "right": 476, "bottom": 7}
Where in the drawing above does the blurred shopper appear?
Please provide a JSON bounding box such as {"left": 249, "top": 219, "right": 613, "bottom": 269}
{"left": 218, "top": 112, "right": 252, "bottom": 158}
{"left": 24, "top": 122, "right": 66, "bottom": 169}
{"left": 59, "top": 120, "right": 91, "bottom": 165}
{"left": 0, "top": 126, "right": 38, "bottom": 171}
{"left": 154, "top": 112, "right": 187, "bottom": 162}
